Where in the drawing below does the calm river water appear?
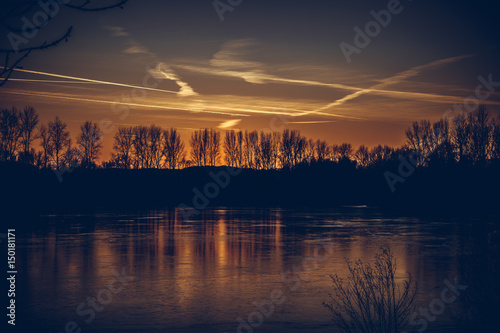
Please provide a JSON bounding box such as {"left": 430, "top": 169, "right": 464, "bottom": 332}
{"left": 11, "top": 207, "right": 498, "bottom": 332}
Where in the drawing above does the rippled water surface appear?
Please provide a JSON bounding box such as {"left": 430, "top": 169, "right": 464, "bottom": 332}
{"left": 13, "top": 207, "right": 497, "bottom": 332}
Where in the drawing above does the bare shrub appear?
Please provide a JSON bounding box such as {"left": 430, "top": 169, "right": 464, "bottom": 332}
{"left": 323, "top": 247, "right": 417, "bottom": 333}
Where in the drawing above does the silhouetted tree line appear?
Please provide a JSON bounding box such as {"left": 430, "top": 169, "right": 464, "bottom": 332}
{"left": 405, "top": 106, "right": 500, "bottom": 167}
{"left": 0, "top": 107, "right": 102, "bottom": 169}
{"left": 108, "top": 125, "right": 186, "bottom": 169}
{"left": 108, "top": 126, "right": 397, "bottom": 170}
{"left": 1, "top": 105, "right": 500, "bottom": 172}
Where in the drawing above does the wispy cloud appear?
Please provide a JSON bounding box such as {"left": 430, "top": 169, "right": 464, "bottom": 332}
{"left": 104, "top": 26, "right": 153, "bottom": 56}
{"left": 104, "top": 26, "right": 129, "bottom": 37}
{"left": 173, "top": 43, "right": 489, "bottom": 119}
{"left": 211, "top": 39, "right": 262, "bottom": 70}
{"left": 123, "top": 43, "right": 152, "bottom": 56}
{"left": 9, "top": 34, "right": 491, "bottom": 126}
{"left": 105, "top": 28, "right": 198, "bottom": 97}
{"left": 148, "top": 63, "right": 198, "bottom": 97}
{"left": 175, "top": 63, "right": 365, "bottom": 93}
{"left": 288, "top": 120, "right": 337, "bottom": 124}
{"left": 176, "top": 56, "right": 485, "bottom": 111}
{"left": 174, "top": 39, "right": 364, "bottom": 90}
{"left": 218, "top": 119, "right": 241, "bottom": 128}
{"left": 191, "top": 38, "right": 268, "bottom": 84}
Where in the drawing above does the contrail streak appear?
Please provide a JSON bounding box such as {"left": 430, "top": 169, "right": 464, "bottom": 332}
{"left": 305, "top": 54, "right": 477, "bottom": 116}
{"left": 8, "top": 79, "right": 100, "bottom": 84}
{"left": 0, "top": 90, "right": 248, "bottom": 117}
{"left": 5, "top": 67, "right": 362, "bottom": 118}
{"left": 205, "top": 104, "right": 363, "bottom": 119}
{"left": 7, "top": 67, "right": 180, "bottom": 94}
{"left": 288, "top": 121, "right": 337, "bottom": 124}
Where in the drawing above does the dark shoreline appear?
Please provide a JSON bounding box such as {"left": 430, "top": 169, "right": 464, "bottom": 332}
{"left": 2, "top": 161, "right": 499, "bottom": 219}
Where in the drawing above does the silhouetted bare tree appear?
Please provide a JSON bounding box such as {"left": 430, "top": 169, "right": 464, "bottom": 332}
{"left": 257, "top": 131, "right": 275, "bottom": 170}
{"left": 355, "top": 145, "right": 370, "bottom": 168}
{"left": 281, "top": 129, "right": 293, "bottom": 168}
{"left": 492, "top": 117, "right": 500, "bottom": 160}
{"left": 295, "top": 134, "right": 307, "bottom": 166}
{"left": 207, "top": 128, "right": 220, "bottom": 166}
{"left": 48, "top": 116, "right": 70, "bottom": 170}
{"left": 63, "top": 137, "right": 79, "bottom": 169}
{"left": 0, "top": 107, "right": 20, "bottom": 161}
{"left": 468, "top": 105, "right": 491, "bottom": 165}
{"left": 190, "top": 129, "right": 204, "bottom": 167}
{"left": 149, "top": 125, "right": 162, "bottom": 168}
{"left": 18, "top": 106, "right": 39, "bottom": 164}
{"left": 190, "top": 128, "right": 220, "bottom": 167}
{"left": 112, "top": 126, "right": 133, "bottom": 169}
{"left": 281, "top": 129, "right": 305, "bottom": 169}
{"left": 243, "top": 130, "right": 258, "bottom": 168}
{"left": 236, "top": 130, "right": 244, "bottom": 167}
{"left": 77, "top": 120, "right": 102, "bottom": 168}
{"left": 301, "top": 138, "right": 314, "bottom": 165}
{"left": 132, "top": 126, "right": 149, "bottom": 168}
{"left": 451, "top": 113, "right": 471, "bottom": 163}
{"left": 315, "top": 139, "right": 330, "bottom": 162}
{"left": 425, "top": 119, "right": 454, "bottom": 166}
{"left": 163, "top": 128, "right": 185, "bottom": 169}
{"left": 369, "top": 145, "right": 394, "bottom": 166}
{"left": 223, "top": 130, "right": 239, "bottom": 167}
{"left": 271, "top": 131, "right": 281, "bottom": 169}
{"left": 406, "top": 120, "right": 434, "bottom": 166}
{"left": 330, "top": 144, "right": 340, "bottom": 162}
{"left": 38, "top": 123, "right": 51, "bottom": 168}
{"left": 338, "top": 143, "right": 353, "bottom": 162}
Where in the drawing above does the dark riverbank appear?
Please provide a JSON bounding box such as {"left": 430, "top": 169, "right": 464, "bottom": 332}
{"left": 2, "top": 161, "right": 499, "bottom": 217}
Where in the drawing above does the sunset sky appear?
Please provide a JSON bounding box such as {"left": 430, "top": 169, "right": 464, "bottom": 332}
{"left": 1, "top": 0, "right": 500, "bottom": 159}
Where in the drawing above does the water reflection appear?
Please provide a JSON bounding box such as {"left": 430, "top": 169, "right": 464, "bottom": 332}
{"left": 16, "top": 208, "right": 497, "bottom": 332}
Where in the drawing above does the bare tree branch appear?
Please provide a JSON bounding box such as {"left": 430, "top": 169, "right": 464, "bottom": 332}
{"left": 0, "top": 0, "right": 128, "bottom": 87}
{"left": 65, "top": 0, "right": 128, "bottom": 12}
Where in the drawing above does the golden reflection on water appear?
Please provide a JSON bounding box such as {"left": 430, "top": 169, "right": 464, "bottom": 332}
{"left": 22, "top": 209, "right": 461, "bottom": 331}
